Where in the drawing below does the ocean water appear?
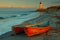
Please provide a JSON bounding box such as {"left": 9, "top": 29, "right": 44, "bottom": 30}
{"left": 0, "top": 8, "right": 41, "bottom": 35}
{"left": 0, "top": 8, "right": 34, "bottom": 18}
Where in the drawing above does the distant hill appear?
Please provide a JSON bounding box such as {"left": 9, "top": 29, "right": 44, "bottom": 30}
{"left": 46, "top": 6, "right": 60, "bottom": 12}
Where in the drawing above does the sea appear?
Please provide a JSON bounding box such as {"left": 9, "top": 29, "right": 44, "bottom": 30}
{"left": 0, "top": 8, "right": 40, "bottom": 35}
{"left": 0, "top": 8, "right": 60, "bottom": 35}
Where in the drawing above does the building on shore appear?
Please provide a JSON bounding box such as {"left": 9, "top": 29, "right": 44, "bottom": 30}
{"left": 36, "top": 2, "right": 46, "bottom": 12}
{"left": 39, "top": 2, "right": 43, "bottom": 10}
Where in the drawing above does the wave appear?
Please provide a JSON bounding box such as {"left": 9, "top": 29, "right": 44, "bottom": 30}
{"left": 0, "top": 12, "right": 37, "bottom": 19}
{"left": 0, "top": 17, "right": 5, "bottom": 19}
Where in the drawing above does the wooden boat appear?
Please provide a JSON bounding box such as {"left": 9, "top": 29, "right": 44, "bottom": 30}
{"left": 12, "top": 27, "right": 24, "bottom": 34}
{"left": 12, "top": 21, "right": 50, "bottom": 37}
{"left": 24, "top": 26, "right": 50, "bottom": 37}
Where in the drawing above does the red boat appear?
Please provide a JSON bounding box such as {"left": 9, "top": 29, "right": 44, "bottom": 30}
{"left": 12, "top": 21, "right": 50, "bottom": 37}
{"left": 12, "top": 26, "right": 50, "bottom": 37}
{"left": 24, "top": 26, "right": 50, "bottom": 37}
{"left": 12, "top": 27, "right": 24, "bottom": 34}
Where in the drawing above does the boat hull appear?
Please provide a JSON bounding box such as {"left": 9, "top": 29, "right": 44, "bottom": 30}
{"left": 24, "top": 26, "right": 50, "bottom": 37}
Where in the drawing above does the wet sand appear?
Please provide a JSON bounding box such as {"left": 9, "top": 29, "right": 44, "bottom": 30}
{"left": 0, "top": 29, "right": 60, "bottom": 40}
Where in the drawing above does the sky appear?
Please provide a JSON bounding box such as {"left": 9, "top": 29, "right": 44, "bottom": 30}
{"left": 0, "top": 0, "right": 60, "bottom": 8}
